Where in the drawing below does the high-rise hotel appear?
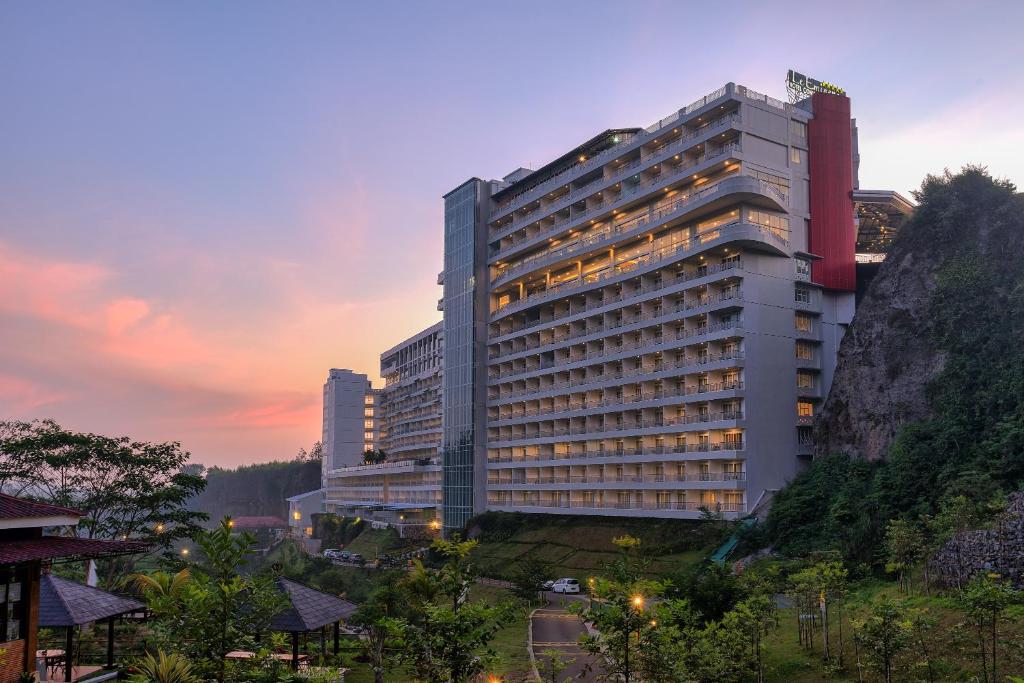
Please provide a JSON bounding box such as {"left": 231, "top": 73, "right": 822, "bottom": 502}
{"left": 440, "top": 82, "right": 866, "bottom": 530}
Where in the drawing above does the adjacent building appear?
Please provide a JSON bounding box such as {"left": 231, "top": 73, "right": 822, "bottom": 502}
{"left": 440, "top": 81, "right": 867, "bottom": 525}
{"left": 320, "top": 369, "right": 379, "bottom": 476}
{"left": 321, "top": 324, "right": 444, "bottom": 535}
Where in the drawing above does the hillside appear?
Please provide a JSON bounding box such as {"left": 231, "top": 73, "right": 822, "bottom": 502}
{"left": 188, "top": 458, "right": 321, "bottom": 524}
{"left": 767, "top": 168, "right": 1024, "bottom": 559}
{"left": 467, "top": 511, "right": 716, "bottom": 578}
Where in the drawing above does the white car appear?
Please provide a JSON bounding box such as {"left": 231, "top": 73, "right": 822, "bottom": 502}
{"left": 551, "top": 578, "right": 581, "bottom": 594}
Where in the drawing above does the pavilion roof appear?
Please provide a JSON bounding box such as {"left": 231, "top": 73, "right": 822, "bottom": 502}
{"left": 270, "top": 577, "right": 357, "bottom": 633}
{"left": 0, "top": 536, "right": 150, "bottom": 565}
{"left": 39, "top": 574, "right": 144, "bottom": 627}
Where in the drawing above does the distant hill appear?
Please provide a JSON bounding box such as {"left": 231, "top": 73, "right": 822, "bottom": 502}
{"left": 188, "top": 458, "right": 320, "bottom": 525}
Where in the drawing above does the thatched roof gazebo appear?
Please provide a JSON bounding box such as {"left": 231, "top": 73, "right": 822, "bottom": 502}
{"left": 269, "top": 577, "right": 357, "bottom": 669}
{"left": 39, "top": 574, "right": 144, "bottom": 681}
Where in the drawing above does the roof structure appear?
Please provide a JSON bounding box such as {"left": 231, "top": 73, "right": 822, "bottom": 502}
{"left": 0, "top": 536, "right": 150, "bottom": 565}
{"left": 0, "top": 493, "right": 82, "bottom": 519}
{"left": 232, "top": 516, "right": 288, "bottom": 529}
{"left": 269, "top": 577, "right": 357, "bottom": 632}
{"left": 38, "top": 574, "right": 144, "bottom": 627}
{"left": 285, "top": 490, "right": 322, "bottom": 503}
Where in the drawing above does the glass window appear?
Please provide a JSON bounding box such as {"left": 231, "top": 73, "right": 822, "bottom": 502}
{"left": 797, "top": 371, "right": 814, "bottom": 389}
{"left": 795, "top": 313, "right": 813, "bottom": 332}
{"left": 795, "top": 259, "right": 811, "bottom": 278}
{"left": 797, "top": 401, "right": 814, "bottom": 417}
{"left": 790, "top": 120, "right": 807, "bottom": 140}
{"left": 790, "top": 147, "right": 806, "bottom": 165}
{"left": 796, "top": 342, "right": 814, "bottom": 360}
{"left": 795, "top": 287, "right": 811, "bottom": 304}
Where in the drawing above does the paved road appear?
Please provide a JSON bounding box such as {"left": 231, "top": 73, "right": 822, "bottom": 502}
{"left": 531, "top": 592, "right": 600, "bottom": 682}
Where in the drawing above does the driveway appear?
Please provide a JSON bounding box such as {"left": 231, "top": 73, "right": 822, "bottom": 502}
{"left": 530, "top": 592, "right": 600, "bottom": 682}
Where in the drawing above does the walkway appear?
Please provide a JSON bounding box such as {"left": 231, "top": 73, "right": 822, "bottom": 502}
{"left": 530, "top": 593, "right": 600, "bottom": 682}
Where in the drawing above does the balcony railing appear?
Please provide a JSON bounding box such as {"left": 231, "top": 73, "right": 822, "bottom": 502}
{"left": 490, "top": 143, "right": 744, "bottom": 262}
{"left": 489, "top": 411, "right": 744, "bottom": 446}
{"left": 494, "top": 349, "right": 745, "bottom": 401}
{"left": 487, "top": 441, "right": 745, "bottom": 464}
{"left": 485, "top": 499, "right": 746, "bottom": 513}
{"left": 491, "top": 259, "right": 743, "bottom": 342}
{"left": 491, "top": 112, "right": 741, "bottom": 237}
{"left": 492, "top": 217, "right": 787, "bottom": 319}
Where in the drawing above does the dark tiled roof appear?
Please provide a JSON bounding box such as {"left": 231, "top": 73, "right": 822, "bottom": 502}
{"left": 232, "top": 516, "right": 288, "bottom": 529}
{"left": 39, "top": 574, "right": 144, "bottom": 626}
{"left": 0, "top": 536, "right": 150, "bottom": 564}
{"left": 270, "top": 577, "right": 357, "bottom": 632}
{"left": 0, "top": 493, "right": 82, "bottom": 519}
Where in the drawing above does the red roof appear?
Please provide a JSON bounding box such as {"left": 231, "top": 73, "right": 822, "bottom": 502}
{"left": 232, "top": 516, "right": 288, "bottom": 529}
{"left": 0, "top": 537, "right": 149, "bottom": 564}
{"left": 0, "top": 493, "right": 82, "bottom": 519}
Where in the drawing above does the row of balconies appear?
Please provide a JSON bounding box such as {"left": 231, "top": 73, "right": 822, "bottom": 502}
{"left": 490, "top": 316, "right": 741, "bottom": 379}
{"left": 485, "top": 495, "right": 745, "bottom": 514}
{"left": 490, "top": 103, "right": 738, "bottom": 221}
{"left": 488, "top": 472, "right": 745, "bottom": 485}
{"left": 490, "top": 142, "right": 742, "bottom": 259}
{"left": 487, "top": 439, "right": 746, "bottom": 464}
{"left": 487, "top": 411, "right": 744, "bottom": 447}
{"left": 492, "top": 348, "right": 745, "bottom": 401}
{"left": 488, "top": 400, "right": 741, "bottom": 436}
{"left": 490, "top": 378, "right": 744, "bottom": 423}
{"left": 490, "top": 216, "right": 786, "bottom": 320}
{"left": 490, "top": 141, "right": 741, "bottom": 270}
{"left": 490, "top": 257, "right": 743, "bottom": 342}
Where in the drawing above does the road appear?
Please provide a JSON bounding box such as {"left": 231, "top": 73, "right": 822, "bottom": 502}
{"left": 531, "top": 592, "right": 600, "bottom": 682}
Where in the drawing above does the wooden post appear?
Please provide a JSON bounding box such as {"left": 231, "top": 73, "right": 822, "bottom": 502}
{"left": 291, "top": 632, "right": 299, "bottom": 670}
{"left": 65, "top": 626, "right": 73, "bottom": 682}
{"left": 319, "top": 626, "right": 326, "bottom": 657}
{"left": 333, "top": 621, "right": 340, "bottom": 655}
{"left": 106, "top": 617, "right": 115, "bottom": 668}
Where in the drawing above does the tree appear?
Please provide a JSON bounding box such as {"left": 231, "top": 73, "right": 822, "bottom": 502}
{"left": 536, "top": 648, "right": 574, "bottom": 683}
{"left": 296, "top": 441, "right": 323, "bottom": 462}
{"left": 852, "top": 596, "right": 911, "bottom": 683}
{"left": 508, "top": 555, "right": 552, "bottom": 604}
{"left": 363, "top": 449, "right": 387, "bottom": 465}
{"left": 788, "top": 559, "right": 847, "bottom": 665}
{"left": 353, "top": 583, "right": 407, "bottom": 683}
{"left": 884, "top": 518, "right": 925, "bottom": 594}
{"left": 958, "top": 573, "right": 1022, "bottom": 683}
{"left": 134, "top": 519, "right": 287, "bottom": 682}
{"left": 574, "top": 537, "right": 684, "bottom": 683}
{"left": 1, "top": 419, "right": 207, "bottom": 584}
{"left": 397, "top": 537, "right": 512, "bottom": 683}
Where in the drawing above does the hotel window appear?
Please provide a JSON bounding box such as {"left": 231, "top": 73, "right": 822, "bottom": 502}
{"left": 796, "top": 341, "right": 814, "bottom": 360}
{"left": 790, "top": 120, "right": 807, "bottom": 141}
{"left": 364, "top": 420, "right": 374, "bottom": 429}
{"left": 797, "top": 371, "right": 815, "bottom": 389}
{"left": 797, "top": 401, "right": 814, "bottom": 417}
{"left": 795, "top": 259, "right": 811, "bottom": 279}
{"left": 721, "top": 252, "right": 740, "bottom": 267}
{"left": 790, "top": 147, "right": 806, "bottom": 165}
{"left": 795, "top": 287, "right": 811, "bottom": 304}
{"left": 795, "top": 313, "right": 813, "bottom": 332}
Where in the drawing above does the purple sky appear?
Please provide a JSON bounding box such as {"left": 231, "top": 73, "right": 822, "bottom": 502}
{"left": 2, "top": 1, "right": 1021, "bottom": 467}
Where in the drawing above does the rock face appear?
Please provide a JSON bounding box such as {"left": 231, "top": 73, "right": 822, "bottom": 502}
{"left": 929, "top": 493, "right": 1024, "bottom": 589}
{"left": 815, "top": 170, "right": 1023, "bottom": 460}
{"left": 815, "top": 247, "right": 946, "bottom": 459}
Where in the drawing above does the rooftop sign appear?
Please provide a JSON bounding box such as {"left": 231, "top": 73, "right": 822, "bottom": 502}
{"left": 786, "top": 69, "right": 846, "bottom": 103}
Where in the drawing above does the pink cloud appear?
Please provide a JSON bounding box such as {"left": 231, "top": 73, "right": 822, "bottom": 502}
{"left": 0, "top": 372, "right": 69, "bottom": 412}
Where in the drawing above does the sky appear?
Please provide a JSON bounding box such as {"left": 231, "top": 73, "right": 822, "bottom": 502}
{"left": 1, "top": 1, "right": 1022, "bottom": 468}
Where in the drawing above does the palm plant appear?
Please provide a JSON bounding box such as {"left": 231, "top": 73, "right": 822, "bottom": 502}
{"left": 129, "top": 651, "right": 200, "bottom": 683}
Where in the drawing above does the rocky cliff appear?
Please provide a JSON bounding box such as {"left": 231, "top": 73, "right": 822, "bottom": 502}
{"left": 815, "top": 168, "right": 1024, "bottom": 460}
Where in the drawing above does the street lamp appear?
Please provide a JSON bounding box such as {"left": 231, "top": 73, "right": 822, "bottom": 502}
{"left": 632, "top": 595, "right": 644, "bottom": 609}
{"left": 181, "top": 548, "right": 189, "bottom": 557}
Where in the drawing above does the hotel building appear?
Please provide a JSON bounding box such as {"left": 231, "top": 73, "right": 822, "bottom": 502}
{"left": 321, "top": 324, "right": 443, "bottom": 534}
{"left": 441, "top": 82, "right": 865, "bottom": 529}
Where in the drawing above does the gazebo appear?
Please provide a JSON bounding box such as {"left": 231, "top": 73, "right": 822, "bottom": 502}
{"left": 269, "top": 577, "right": 357, "bottom": 669}
{"left": 38, "top": 574, "right": 144, "bottom": 682}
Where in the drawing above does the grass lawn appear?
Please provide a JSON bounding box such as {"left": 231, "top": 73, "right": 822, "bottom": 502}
{"left": 343, "top": 528, "right": 414, "bottom": 559}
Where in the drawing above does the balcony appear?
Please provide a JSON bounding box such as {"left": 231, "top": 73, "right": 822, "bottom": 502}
{"left": 490, "top": 116, "right": 741, "bottom": 242}
{"left": 489, "top": 259, "right": 743, "bottom": 343}
{"left": 491, "top": 215, "right": 787, "bottom": 321}
{"left": 490, "top": 144, "right": 749, "bottom": 264}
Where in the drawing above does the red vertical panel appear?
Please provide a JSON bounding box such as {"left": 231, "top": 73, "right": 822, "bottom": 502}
{"left": 808, "top": 92, "right": 856, "bottom": 291}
